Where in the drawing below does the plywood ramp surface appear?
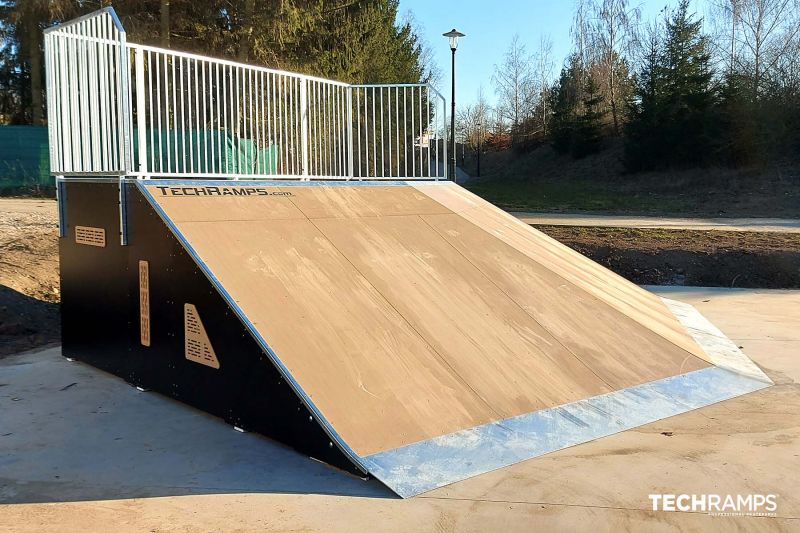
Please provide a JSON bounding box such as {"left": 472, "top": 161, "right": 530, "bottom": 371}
{"left": 412, "top": 182, "right": 710, "bottom": 363}
{"left": 145, "top": 182, "right": 709, "bottom": 456}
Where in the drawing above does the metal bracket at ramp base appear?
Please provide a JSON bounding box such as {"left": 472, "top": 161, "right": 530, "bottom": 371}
{"left": 362, "top": 366, "right": 768, "bottom": 498}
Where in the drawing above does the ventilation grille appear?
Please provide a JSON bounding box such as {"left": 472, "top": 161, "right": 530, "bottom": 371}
{"left": 184, "top": 303, "right": 219, "bottom": 369}
{"left": 139, "top": 260, "right": 150, "bottom": 347}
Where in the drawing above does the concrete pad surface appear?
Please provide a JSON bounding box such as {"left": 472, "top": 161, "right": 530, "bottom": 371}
{"left": 1, "top": 287, "right": 799, "bottom": 531}
{"left": 513, "top": 213, "right": 800, "bottom": 233}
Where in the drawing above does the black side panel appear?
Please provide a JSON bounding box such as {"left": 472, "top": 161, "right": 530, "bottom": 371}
{"left": 60, "top": 182, "right": 132, "bottom": 379}
{"left": 59, "top": 181, "right": 360, "bottom": 475}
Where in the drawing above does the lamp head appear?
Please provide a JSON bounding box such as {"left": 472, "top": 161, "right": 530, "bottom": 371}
{"left": 443, "top": 29, "right": 465, "bottom": 51}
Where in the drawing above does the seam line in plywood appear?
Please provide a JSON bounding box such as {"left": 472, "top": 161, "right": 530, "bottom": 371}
{"left": 419, "top": 186, "right": 709, "bottom": 367}
{"left": 417, "top": 214, "right": 615, "bottom": 391}
{"left": 279, "top": 185, "right": 504, "bottom": 421}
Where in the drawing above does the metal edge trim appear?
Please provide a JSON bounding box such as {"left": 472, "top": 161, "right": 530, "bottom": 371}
{"left": 363, "top": 366, "right": 770, "bottom": 498}
{"left": 662, "top": 297, "right": 772, "bottom": 384}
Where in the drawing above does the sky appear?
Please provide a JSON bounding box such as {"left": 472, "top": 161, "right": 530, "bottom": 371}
{"left": 397, "top": 0, "right": 690, "bottom": 108}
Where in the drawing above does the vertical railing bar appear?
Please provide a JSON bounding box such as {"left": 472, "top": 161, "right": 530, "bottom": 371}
{"left": 101, "top": 19, "right": 111, "bottom": 171}
{"left": 134, "top": 47, "right": 147, "bottom": 175}
{"left": 79, "top": 24, "right": 90, "bottom": 171}
{"left": 403, "top": 87, "right": 408, "bottom": 177}
{"left": 148, "top": 50, "right": 154, "bottom": 175}
{"left": 202, "top": 60, "right": 208, "bottom": 174}
{"left": 288, "top": 76, "right": 295, "bottom": 176}
{"left": 332, "top": 86, "right": 338, "bottom": 176}
{"left": 156, "top": 52, "right": 163, "bottom": 173}
{"left": 371, "top": 87, "right": 376, "bottom": 178}
{"left": 87, "top": 20, "right": 98, "bottom": 170}
{"left": 163, "top": 54, "right": 170, "bottom": 174}
{"left": 254, "top": 69, "right": 260, "bottom": 174}
{"left": 187, "top": 56, "right": 193, "bottom": 174}
{"left": 108, "top": 19, "right": 118, "bottom": 170}
{"left": 379, "top": 88, "right": 385, "bottom": 177}
{"left": 268, "top": 73, "right": 275, "bottom": 176}
{"left": 278, "top": 75, "right": 285, "bottom": 175}
{"left": 235, "top": 66, "right": 241, "bottom": 179}
{"left": 418, "top": 86, "right": 423, "bottom": 177}
{"left": 214, "top": 63, "right": 220, "bottom": 174}
{"left": 387, "top": 88, "right": 392, "bottom": 178}
{"left": 426, "top": 88, "right": 431, "bottom": 178}
{"left": 410, "top": 87, "right": 416, "bottom": 177}
{"left": 395, "top": 87, "right": 400, "bottom": 178}
{"left": 347, "top": 86, "right": 354, "bottom": 180}
{"left": 193, "top": 57, "right": 200, "bottom": 174}
{"left": 171, "top": 55, "right": 177, "bottom": 172}
{"left": 355, "top": 88, "right": 361, "bottom": 178}
{"left": 44, "top": 35, "right": 56, "bottom": 173}
{"left": 247, "top": 68, "right": 253, "bottom": 176}
{"left": 223, "top": 63, "right": 229, "bottom": 174}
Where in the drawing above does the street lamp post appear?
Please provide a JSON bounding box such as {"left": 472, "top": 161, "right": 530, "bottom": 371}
{"left": 476, "top": 121, "right": 482, "bottom": 178}
{"left": 443, "top": 29, "right": 464, "bottom": 182}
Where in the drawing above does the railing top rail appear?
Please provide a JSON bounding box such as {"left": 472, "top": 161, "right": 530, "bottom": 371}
{"left": 128, "top": 43, "right": 351, "bottom": 87}
{"left": 43, "top": 7, "right": 124, "bottom": 36}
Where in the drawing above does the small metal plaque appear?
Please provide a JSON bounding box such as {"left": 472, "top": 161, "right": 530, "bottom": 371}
{"left": 74, "top": 226, "right": 106, "bottom": 247}
{"left": 139, "top": 260, "right": 150, "bottom": 347}
{"left": 184, "top": 303, "right": 219, "bottom": 369}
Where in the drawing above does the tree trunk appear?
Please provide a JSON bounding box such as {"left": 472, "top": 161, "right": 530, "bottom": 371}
{"left": 160, "top": 0, "right": 170, "bottom": 48}
{"left": 238, "top": 0, "right": 256, "bottom": 62}
{"left": 29, "top": 15, "right": 43, "bottom": 125}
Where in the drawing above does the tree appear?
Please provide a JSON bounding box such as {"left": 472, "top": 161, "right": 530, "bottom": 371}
{"left": 625, "top": 1, "right": 718, "bottom": 170}
{"left": 593, "top": 0, "right": 639, "bottom": 134}
{"left": 549, "top": 54, "right": 585, "bottom": 155}
{"left": 573, "top": 77, "right": 605, "bottom": 157}
{"left": 734, "top": 0, "right": 800, "bottom": 99}
{"left": 492, "top": 35, "right": 535, "bottom": 128}
{"left": 456, "top": 88, "right": 491, "bottom": 151}
{"left": 0, "top": 0, "right": 81, "bottom": 124}
{"left": 533, "top": 35, "right": 554, "bottom": 134}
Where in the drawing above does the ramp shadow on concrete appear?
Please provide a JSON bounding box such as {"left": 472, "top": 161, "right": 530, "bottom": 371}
{"left": 0, "top": 348, "right": 394, "bottom": 504}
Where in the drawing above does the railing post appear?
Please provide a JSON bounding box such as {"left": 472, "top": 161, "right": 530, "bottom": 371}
{"left": 300, "top": 78, "right": 309, "bottom": 180}
{"left": 347, "top": 87, "right": 354, "bottom": 180}
{"left": 134, "top": 47, "right": 147, "bottom": 176}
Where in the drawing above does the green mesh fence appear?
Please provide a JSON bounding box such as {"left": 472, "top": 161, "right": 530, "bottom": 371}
{"left": 0, "top": 126, "right": 51, "bottom": 189}
{"left": 135, "top": 130, "right": 278, "bottom": 176}
{"left": 0, "top": 125, "right": 278, "bottom": 190}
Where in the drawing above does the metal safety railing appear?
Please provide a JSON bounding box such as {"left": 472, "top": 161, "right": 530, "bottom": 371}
{"left": 44, "top": 7, "right": 447, "bottom": 181}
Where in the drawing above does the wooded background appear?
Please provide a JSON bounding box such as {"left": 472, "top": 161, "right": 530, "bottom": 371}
{"left": 0, "top": 0, "right": 435, "bottom": 125}
{"left": 460, "top": 0, "right": 800, "bottom": 172}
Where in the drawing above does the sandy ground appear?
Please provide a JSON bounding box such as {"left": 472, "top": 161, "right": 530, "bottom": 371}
{"left": 1, "top": 287, "right": 798, "bottom": 532}
{"left": 0, "top": 199, "right": 60, "bottom": 356}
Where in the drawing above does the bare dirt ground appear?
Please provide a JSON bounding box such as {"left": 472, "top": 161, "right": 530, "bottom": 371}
{"left": 0, "top": 198, "right": 60, "bottom": 357}
{"left": 536, "top": 225, "right": 800, "bottom": 288}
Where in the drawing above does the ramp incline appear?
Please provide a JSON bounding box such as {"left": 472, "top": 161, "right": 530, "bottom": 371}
{"left": 140, "top": 180, "right": 771, "bottom": 497}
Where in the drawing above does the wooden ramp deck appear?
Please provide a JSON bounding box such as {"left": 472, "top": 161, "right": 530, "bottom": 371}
{"left": 140, "top": 180, "right": 770, "bottom": 496}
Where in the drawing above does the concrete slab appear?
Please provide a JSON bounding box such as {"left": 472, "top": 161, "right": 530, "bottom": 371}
{"left": 513, "top": 212, "right": 800, "bottom": 233}
{"left": 1, "top": 287, "right": 799, "bottom": 531}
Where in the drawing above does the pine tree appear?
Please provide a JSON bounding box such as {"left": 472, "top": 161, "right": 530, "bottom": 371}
{"left": 573, "top": 77, "right": 605, "bottom": 158}
{"left": 624, "top": 1, "right": 718, "bottom": 170}
{"left": 549, "top": 55, "right": 583, "bottom": 154}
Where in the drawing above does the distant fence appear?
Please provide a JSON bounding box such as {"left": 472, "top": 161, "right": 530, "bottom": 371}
{"left": 0, "top": 126, "right": 52, "bottom": 190}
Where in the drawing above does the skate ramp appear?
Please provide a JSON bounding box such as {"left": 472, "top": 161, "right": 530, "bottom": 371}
{"left": 140, "top": 180, "right": 771, "bottom": 497}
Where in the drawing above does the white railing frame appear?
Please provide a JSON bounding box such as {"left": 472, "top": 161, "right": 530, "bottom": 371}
{"left": 44, "top": 8, "right": 447, "bottom": 182}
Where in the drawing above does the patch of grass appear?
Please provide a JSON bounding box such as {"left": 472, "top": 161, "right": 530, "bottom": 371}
{"left": 461, "top": 140, "right": 800, "bottom": 217}
{"left": 466, "top": 178, "right": 693, "bottom": 214}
